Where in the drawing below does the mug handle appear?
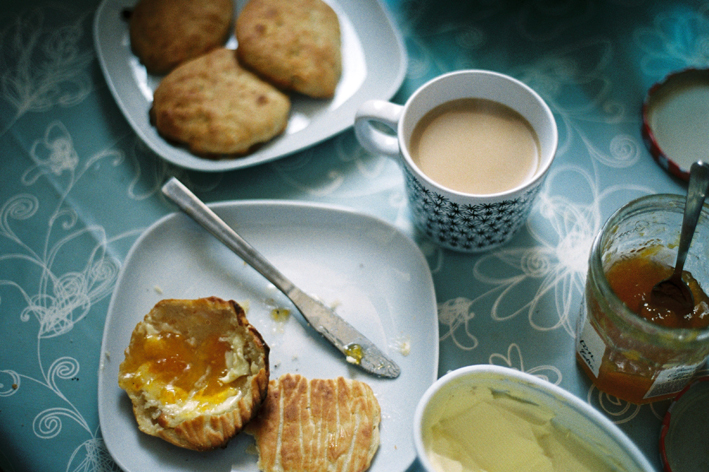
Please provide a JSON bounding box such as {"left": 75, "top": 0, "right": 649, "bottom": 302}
{"left": 354, "top": 100, "right": 404, "bottom": 157}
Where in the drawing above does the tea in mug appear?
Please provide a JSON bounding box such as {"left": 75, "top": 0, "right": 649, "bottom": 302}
{"left": 409, "top": 98, "right": 540, "bottom": 195}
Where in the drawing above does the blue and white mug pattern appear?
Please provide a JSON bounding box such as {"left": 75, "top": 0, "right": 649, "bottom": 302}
{"left": 404, "top": 166, "right": 543, "bottom": 252}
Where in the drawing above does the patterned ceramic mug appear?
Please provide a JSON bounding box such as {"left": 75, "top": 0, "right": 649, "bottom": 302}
{"left": 355, "top": 70, "right": 558, "bottom": 252}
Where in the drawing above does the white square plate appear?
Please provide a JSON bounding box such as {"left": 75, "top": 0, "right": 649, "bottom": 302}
{"left": 93, "top": 0, "right": 407, "bottom": 172}
{"left": 98, "top": 201, "right": 439, "bottom": 471}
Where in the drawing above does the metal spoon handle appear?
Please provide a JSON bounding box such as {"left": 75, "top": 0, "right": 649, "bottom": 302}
{"left": 161, "top": 178, "right": 296, "bottom": 295}
{"left": 675, "top": 161, "right": 709, "bottom": 276}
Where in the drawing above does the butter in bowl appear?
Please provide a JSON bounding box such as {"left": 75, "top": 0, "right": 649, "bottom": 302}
{"left": 413, "top": 365, "right": 654, "bottom": 472}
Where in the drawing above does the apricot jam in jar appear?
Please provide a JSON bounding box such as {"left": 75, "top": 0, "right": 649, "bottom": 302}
{"left": 576, "top": 195, "right": 709, "bottom": 404}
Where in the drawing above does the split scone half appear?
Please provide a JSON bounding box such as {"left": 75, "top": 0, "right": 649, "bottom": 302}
{"left": 245, "top": 374, "right": 381, "bottom": 472}
{"left": 118, "top": 297, "right": 270, "bottom": 451}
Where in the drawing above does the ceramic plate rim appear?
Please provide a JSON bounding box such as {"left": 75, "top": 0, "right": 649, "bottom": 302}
{"left": 98, "top": 200, "right": 438, "bottom": 472}
{"left": 92, "top": 0, "right": 407, "bottom": 172}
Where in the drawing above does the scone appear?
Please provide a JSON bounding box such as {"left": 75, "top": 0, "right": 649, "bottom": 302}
{"left": 150, "top": 48, "right": 291, "bottom": 157}
{"left": 245, "top": 374, "right": 381, "bottom": 472}
{"left": 236, "top": 0, "right": 342, "bottom": 98}
{"left": 129, "top": 0, "right": 234, "bottom": 75}
{"left": 118, "top": 297, "right": 270, "bottom": 451}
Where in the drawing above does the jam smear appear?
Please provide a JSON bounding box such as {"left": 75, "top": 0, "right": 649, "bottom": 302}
{"left": 120, "top": 330, "right": 234, "bottom": 407}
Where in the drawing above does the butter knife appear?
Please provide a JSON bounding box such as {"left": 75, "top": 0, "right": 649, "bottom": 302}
{"left": 161, "top": 177, "right": 401, "bottom": 379}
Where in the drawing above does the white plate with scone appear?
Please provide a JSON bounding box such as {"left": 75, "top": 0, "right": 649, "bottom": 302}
{"left": 98, "top": 201, "right": 439, "bottom": 471}
{"left": 93, "top": 0, "right": 407, "bottom": 172}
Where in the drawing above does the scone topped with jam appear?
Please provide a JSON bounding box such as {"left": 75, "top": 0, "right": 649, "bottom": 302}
{"left": 118, "top": 297, "right": 269, "bottom": 451}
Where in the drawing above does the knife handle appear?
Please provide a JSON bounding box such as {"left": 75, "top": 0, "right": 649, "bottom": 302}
{"left": 161, "top": 177, "right": 296, "bottom": 296}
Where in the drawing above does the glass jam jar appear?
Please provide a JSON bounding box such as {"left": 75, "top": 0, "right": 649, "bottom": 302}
{"left": 576, "top": 194, "right": 709, "bottom": 404}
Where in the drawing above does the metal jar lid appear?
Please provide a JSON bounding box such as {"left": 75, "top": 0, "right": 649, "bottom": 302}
{"left": 659, "top": 376, "right": 709, "bottom": 471}
{"left": 642, "top": 68, "right": 709, "bottom": 181}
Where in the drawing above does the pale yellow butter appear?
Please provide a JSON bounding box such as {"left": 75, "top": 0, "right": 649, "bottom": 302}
{"left": 423, "top": 386, "right": 618, "bottom": 472}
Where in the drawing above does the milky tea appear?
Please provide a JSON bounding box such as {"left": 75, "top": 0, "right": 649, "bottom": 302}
{"left": 409, "top": 98, "right": 541, "bottom": 195}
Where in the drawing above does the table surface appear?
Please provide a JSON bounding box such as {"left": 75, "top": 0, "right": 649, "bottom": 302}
{"left": 2, "top": 0, "right": 708, "bottom": 470}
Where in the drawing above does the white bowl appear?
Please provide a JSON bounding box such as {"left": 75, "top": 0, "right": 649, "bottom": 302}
{"left": 413, "top": 365, "right": 654, "bottom": 472}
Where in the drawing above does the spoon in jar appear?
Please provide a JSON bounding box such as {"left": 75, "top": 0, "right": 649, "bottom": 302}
{"left": 647, "top": 161, "right": 709, "bottom": 318}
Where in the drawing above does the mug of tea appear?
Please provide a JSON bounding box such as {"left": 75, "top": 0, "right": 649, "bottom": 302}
{"left": 354, "top": 70, "right": 558, "bottom": 252}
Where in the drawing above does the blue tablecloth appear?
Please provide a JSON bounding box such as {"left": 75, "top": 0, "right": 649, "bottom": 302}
{"left": 2, "top": 0, "right": 707, "bottom": 470}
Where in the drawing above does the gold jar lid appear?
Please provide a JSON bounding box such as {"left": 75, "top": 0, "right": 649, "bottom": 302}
{"left": 642, "top": 68, "right": 709, "bottom": 181}
{"left": 659, "top": 376, "right": 709, "bottom": 472}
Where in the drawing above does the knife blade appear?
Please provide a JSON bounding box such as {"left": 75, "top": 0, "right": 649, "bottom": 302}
{"left": 161, "top": 177, "right": 401, "bottom": 378}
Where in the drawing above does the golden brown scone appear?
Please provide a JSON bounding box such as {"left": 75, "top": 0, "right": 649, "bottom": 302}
{"left": 129, "top": 0, "right": 234, "bottom": 75}
{"left": 246, "top": 374, "right": 381, "bottom": 472}
{"left": 150, "top": 48, "right": 291, "bottom": 157}
{"left": 118, "top": 297, "right": 270, "bottom": 451}
{"left": 236, "top": 0, "right": 342, "bottom": 98}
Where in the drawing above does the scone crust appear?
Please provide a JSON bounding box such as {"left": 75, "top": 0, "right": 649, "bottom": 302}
{"left": 129, "top": 0, "right": 234, "bottom": 75}
{"left": 118, "top": 297, "right": 270, "bottom": 451}
{"left": 246, "top": 374, "right": 381, "bottom": 472}
{"left": 150, "top": 48, "right": 291, "bottom": 157}
{"left": 236, "top": 0, "right": 342, "bottom": 98}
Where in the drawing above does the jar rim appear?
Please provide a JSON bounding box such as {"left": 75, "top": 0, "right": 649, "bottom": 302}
{"left": 590, "top": 193, "right": 709, "bottom": 343}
